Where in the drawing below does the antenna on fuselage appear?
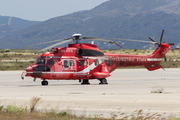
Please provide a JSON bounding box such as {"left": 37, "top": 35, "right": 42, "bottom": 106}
{"left": 72, "top": 34, "right": 82, "bottom": 44}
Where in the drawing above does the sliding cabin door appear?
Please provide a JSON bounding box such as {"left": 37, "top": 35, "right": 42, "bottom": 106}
{"left": 75, "top": 58, "right": 89, "bottom": 79}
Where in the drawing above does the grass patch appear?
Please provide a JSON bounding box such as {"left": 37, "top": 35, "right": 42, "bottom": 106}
{"left": 0, "top": 96, "right": 179, "bottom": 120}
{"left": 0, "top": 61, "right": 33, "bottom": 70}
{"left": 0, "top": 106, "right": 3, "bottom": 111}
{"left": 0, "top": 107, "right": 179, "bottom": 120}
{"left": 30, "top": 97, "right": 41, "bottom": 112}
{"left": 6, "top": 105, "right": 21, "bottom": 113}
{"left": 0, "top": 49, "right": 38, "bottom": 60}
{"left": 0, "top": 110, "right": 107, "bottom": 120}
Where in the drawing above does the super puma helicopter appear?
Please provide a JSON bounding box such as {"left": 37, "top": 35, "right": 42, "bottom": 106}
{"left": 12, "top": 30, "right": 174, "bottom": 85}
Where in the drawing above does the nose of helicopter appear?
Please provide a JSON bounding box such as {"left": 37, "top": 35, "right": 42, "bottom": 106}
{"left": 32, "top": 65, "right": 45, "bottom": 77}
{"left": 25, "top": 65, "right": 43, "bottom": 77}
{"left": 26, "top": 66, "right": 33, "bottom": 72}
{"left": 24, "top": 66, "right": 34, "bottom": 77}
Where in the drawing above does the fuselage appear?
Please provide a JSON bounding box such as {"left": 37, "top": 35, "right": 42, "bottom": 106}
{"left": 24, "top": 42, "right": 170, "bottom": 80}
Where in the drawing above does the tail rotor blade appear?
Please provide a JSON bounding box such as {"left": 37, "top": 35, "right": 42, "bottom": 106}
{"left": 160, "top": 29, "right": 164, "bottom": 44}
{"left": 168, "top": 43, "right": 174, "bottom": 46}
{"left": 149, "top": 37, "right": 156, "bottom": 43}
{"left": 171, "top": 48, "right": 179, "bottom": 54}
{"left": 149, "top": 37, "right": 158, "bottom": 45}
{"left": 164, "top": 55, "right": 167, "bottom": 62}
{"left": 161, "top": 65, "right": 165, "bottom": 71}
{"left": 172, "top": 48, "right": 179, "bottom": 50}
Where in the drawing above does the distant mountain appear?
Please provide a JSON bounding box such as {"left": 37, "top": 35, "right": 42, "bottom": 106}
{"left": 0, "top": 16, "right": 40, "bottom": 39}
{"left": 1, "top": 0, "right": 180, "bottom": 49}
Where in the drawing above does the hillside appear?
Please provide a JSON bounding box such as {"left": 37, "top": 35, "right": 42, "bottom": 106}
{"left": 0, "top": 16, "right": 40, "bottom": 39}
{"left": 1, "top": 0, "right": 180, "bottom": 49}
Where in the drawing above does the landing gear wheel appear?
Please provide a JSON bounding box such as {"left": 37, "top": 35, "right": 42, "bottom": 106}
{"left": 81, "top": 79, "right": 90, "bottom": 85}
{"left": 41, "top": 80, "right": 48, "bottom": 86}
{"left": 99, "top": 78, "right": 108, "bottom": 84}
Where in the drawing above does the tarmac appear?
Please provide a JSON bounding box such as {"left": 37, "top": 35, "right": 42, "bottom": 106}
{"left": 0, "top": 68, "right": 180, "bottom": 118}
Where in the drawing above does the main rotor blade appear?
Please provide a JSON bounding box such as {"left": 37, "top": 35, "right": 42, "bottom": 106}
{"left": 4, "top": 38, "right": 71, "bottom": 52}
{"left": 35, "top": 39, "right": 72, "bottom": 54}
{"left": 83, "top": 37, "right": 117, "bottom": 43}
{"left": 83, "top": 37, "right": 155, "bottom": 44}
{"left": 160, "top": 29, "right": 164, "bottom": 44}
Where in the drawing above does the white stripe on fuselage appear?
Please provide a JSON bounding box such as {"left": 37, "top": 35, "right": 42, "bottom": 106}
{"left": 77, "top": 59, "right": 104, "bottom": 73}
{"left": 147, "top": 58, "right": 163, "bottom": 61}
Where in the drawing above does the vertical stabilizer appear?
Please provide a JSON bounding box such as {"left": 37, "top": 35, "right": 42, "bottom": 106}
{"left": 145, "top": 42, "right": 170, "bottom": 71}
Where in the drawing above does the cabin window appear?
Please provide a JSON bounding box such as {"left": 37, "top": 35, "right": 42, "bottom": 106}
{"left": 47, "top": 59, "right": 54, "bottom": 65}
{"left": 63, "top": 60, "right": 69, "bottom": 68}
{"left": 83, "top": 60, "right": 87, "bottom": 66}
{"left": 69, "top": 60, "right": 74, "bottom": 66}
{"left": 77, "top": 60, "right": 81, "bottom": 66}
{"left": 106, "top": 60, "right": 110, "bottom": 66}
{"left": 94, "top": 60, "right": 99, "bottom": 66}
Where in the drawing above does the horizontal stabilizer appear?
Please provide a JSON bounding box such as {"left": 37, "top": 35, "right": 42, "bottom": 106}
{"left": 145, "top": 64, "right": 162, "bottom": 71}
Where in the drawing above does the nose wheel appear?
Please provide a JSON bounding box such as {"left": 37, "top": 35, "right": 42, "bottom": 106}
{"left": 41, "top": 79, "right": 48, "bottom": 86}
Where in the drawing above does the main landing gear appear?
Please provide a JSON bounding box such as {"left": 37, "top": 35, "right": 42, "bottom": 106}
{"left": 99, "top": 78, "right": 108, "bottom": 84}
{"left": 80, "top": 78, "right": 108, "bottom": 85}
{"left": 41, "top": 79, "right": 48, "bottom": 86}
{"left": 81, "top": 79, "right": 90, "bottom": 85}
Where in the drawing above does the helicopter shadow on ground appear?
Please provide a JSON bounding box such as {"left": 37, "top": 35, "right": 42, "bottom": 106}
{"left": 42, "top": 83, "right": 105, "bottom": 86}
{"left": 17, "top": 83, "right": 103, "bottom": 87}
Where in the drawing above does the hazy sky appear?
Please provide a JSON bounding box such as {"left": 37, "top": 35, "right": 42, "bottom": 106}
{"left": 0, "top": 0, "right": 109, "bottom": 21}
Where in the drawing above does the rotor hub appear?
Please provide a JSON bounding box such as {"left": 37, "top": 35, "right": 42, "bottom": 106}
{"left": 72, "top": 34, "right": 82, "bottom": 40}
{"left": 72, "top": 34, "right": 82, "bottom": 43}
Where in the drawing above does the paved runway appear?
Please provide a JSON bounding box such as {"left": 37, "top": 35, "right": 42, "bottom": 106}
{"left": 0, "top": 68, "right": 180, "bottom": 118}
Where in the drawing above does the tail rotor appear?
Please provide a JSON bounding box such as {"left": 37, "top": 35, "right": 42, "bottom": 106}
{"left": 149, "top": 29, "right": 174, "bottom": 62}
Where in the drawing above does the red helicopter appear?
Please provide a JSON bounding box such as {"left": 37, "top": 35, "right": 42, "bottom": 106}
{"left": 19, "top": 30, "right": 174, "bottom": 85}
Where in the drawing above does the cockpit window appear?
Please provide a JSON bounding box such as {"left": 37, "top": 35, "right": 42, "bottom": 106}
{"left": 47, "top": 59, "right": 54, "bottom": 65}
{"left": 35, "top": 57, "right": 45, "bottom": 65}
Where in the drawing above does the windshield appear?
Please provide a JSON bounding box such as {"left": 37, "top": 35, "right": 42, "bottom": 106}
{"left": 35, "top": 57, "right": 46, "bottom": 65}
{"left": 34, "top": 57, "right": 55, "bottom": 65}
